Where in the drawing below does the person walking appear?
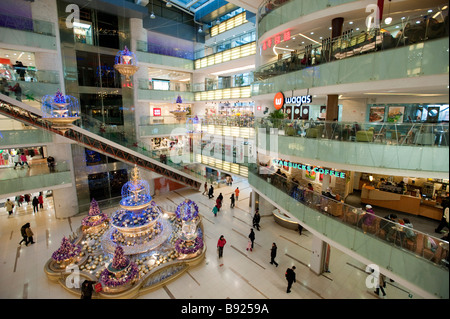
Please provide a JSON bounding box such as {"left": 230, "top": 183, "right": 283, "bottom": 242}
{"left": 11, "top": 82, "right": 22, "bottom": 101}
{"left": 20, "top": 153, "right": 29, "bottom": 168}
{"left": 208, "top": 185, "right": 214, "bottom": 199}
{"left": 32, "top": 196, "right": 39, "bottom": 213}
{"left": 5, "top": 198, "right": 14, "bottom": 216}
{"left": 253, "top": 210, "right": 261, "bottom": 231}
{"left": 216, "top": 196, "right": 222, "bottom": 212}
{"left": 212, "top": 205, "right": 218, "bottom": 217}
{"left": 285, "top": 266, "right": 296, "bottom": 293}
{"left": 270, "top": 243, "right": 279, "bottom": 267}
{"left": 19, "top": 223, "right": 29, "bottom": 245}
{"left": 435, "top": 197, "right": 449, "bottom": 233}
{"left": 247, "top": 228, "right": 255, "bottom": 251}
{"left": 26, "top": 224, "right": 35, "bottom": 245}
{"left": 202, "top": 182, "right": 208, "bottom": 195}
{"left": 217, "top": 235, "right": 226, "bottom": 258}
{"left": 13, "top": 153, "right": 22, "bottom": 169}
{"left": 81, "top": 280, "right": 97, "bottom": 299}
{"left": 230, "top": 193, "right": 235, "bottom": 208}
{"left": 38, "top": 193, "right": 44, "bottom": 209}
{"left": 374, "top": 272, "right": 387, "bottom": 297}
{"left": 235, "top": 187, "right": 240, "bottom": 201}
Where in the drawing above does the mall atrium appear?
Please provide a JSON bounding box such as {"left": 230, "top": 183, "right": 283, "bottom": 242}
{"left": 0, "top": 0, "right": 448, "bottom": 301}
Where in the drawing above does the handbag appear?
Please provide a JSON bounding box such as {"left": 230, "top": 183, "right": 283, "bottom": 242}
{"left": 94, "top": 282, "right": 103, "bottom": 293}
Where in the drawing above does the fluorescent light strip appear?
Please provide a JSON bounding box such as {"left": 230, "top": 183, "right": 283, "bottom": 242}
{"left": 297, "top": 33, "right": 320, "bottom": 44}
{"left": 211, "top": 65, "right": 255, "bottom": 75}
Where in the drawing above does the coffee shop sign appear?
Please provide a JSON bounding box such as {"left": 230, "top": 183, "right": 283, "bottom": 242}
{"left": 273, "top": 159, "right": 346, "bottom": 179}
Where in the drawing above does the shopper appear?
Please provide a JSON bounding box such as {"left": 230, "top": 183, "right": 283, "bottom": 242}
{"left": 235, "top": 187, "right": 240, "bottom": 201}
{"left": 32, "top": 196, "right": 39, "bottom": 213}
{"left": 253, "top": 210, "right": 261, "bottom": 231}
{"left": 216, "top": 197, "right": 222, "bottom": 212}
{"left": 11, "top": 83, "right": 22, "bottom": 101}
{"left": 435, "top": 197, "right": 449, "bottom": 233}
{"left": 374, "top": 272, "right": 387, "bottom": 297}
{"left": 19, "top": 223, "right": 29, "bottom": 245}
{"left": 217, "top": 193, "right": 223, "bottom": 202}
{"left": 298, "top": 223, "right": 303, "bottom": 236}
{"left": 38, "top": 193, "right": 44, "bottom": 209}
{"left": 20, "top": 153, "right": 29, "bottom": 168}
{"left": 208, "top": 185, "right": 214, "bottom": 199}
{"left": 217, "top": 235, "right": 226, "bottom": 258}
{"left": 26, "top": 224, "right": 35, "bottom": 245}
{"left": 212, "top": 205, "right": 218, "bottom": 217}
{"left": 202, "top": 182, "right": 208, "bottom": 195}
{"left": 5, "top": 198, "right": 14, "bottom": 216}
{"left": 13, "top": 153, "right": 22, "bottom": 169}
{"left": 270, "top": 243, "right": 279, "bottom": 267}
{"left": 47, "top": 156, "right": 55, "bottom": 172}
{"left": 24, "top": 194, "right": 31, "bottom": 205}
{"left": 361, "top": 205, "right": 376, "bottom": 228}
{"left": 80, "top": 280, "right": 97, "bottom": 299}
{"left": 380, "top": 214, "right": 398, "bottom": 240}
{"left": 230, "top": 193, "right": 235, "bottom": 208}
{"left": 285, "top": 266, "right": 296, "bottom": 293}
{"left": 247, "top": 228, "right": 255, "bottom": 251}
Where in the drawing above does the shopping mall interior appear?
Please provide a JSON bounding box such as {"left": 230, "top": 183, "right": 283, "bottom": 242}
{"left": 0, "top": 0, "right": 448, "bottom": 305}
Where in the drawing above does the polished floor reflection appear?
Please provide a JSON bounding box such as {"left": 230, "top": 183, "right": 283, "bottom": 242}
{"left": 0, "top": 179, "right": 427, "bottom": 299}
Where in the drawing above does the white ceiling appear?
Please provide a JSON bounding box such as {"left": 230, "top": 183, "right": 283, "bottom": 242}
{"left": 0, "top": 48, "right": 35, "bottom": 67}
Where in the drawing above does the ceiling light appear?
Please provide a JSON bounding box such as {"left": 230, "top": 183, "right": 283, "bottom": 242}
{"left": 198, "top": 26, "right": 203, "bottom": 33}
{"left": 442, "top": 6, "right": 448, "bottom": 10}
{"left": 384, "top": 17, "right": 392, "bottom": 24}
{"left": 292, "top": 37, "right": 295, "bottom": 39}
{"left": 416, "top": 20, "right": 421, "bottom": 24}
{"left": 150, "top": 12, "right": 156, "bottom": 19}
{"left": 166, "top": 1, "right": 172, "bottom": 7}
{"left": 428, "top": 9, "right": 433, "bottom": 13}
{"left": 349, "top": 21, "right": 353, "bottom": 24}
{"left": 211, "top": 65, "right": 255, "bottom": 75}
{"left": 356, "top": 28, "right": 360, "bottom": 31}
{"left": 319, "top": 37, "right": 323, "bottom": 39}
{"left": 329, "top": 27, "right": 332, "bottom": 30}
{"left": 310, "top": 32, "right": 314, "bottom": 35}
{"left": 401, "top": 17, "right": 406, "bottom": 20}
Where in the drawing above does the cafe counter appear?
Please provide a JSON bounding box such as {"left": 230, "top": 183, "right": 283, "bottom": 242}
{"left": 361, "top": 186, "right": 443, "bottom": 220}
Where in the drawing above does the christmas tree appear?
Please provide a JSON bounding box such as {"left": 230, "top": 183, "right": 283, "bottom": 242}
{"left": 51, "top": 236, "right": 81, "bottom": 262}
{"left": 88, "top": 198, "right": 101, "bottom": 216}
{"left": 111, "top": 245, "right": 129, "bottom": 270}
{"left": 82, "top": 198, "right": 108, "bottom": 227}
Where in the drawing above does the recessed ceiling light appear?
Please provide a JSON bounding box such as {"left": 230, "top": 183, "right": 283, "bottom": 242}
{"left": 416, "top": 20, "right": 421, "bottom": 24}
{"left": 356, "top": 28, "right": 360, "bottom": 31}
{"left": 329, "top": 27, "right": 332, "bottom": 30}
{"left": 301, "top": 41, "right": 304, "bottom": 44}
{"left": 310, "top": 32, "right": 314, "bottom": 35}
{"left": 401, "top": 17, "right": 405, "bottom": 19}
{"left": 395, "top": 25, "right": 400, "bottom": 28}
{"left": 349, "top": 21, "right": 353, "bottom": 24}
{"left": 428, "top": 9, "right": 433, "bottom": 13}
{"left": 286, "top": 45, "right": 289, "bottom": 47}
{"left": 292, "top": 37, "right": 295, "bottom": 39}
{"left": 385, "top": 17, "right": 392, "bottom": 24}
{"left": 319, "top": 37, "right": 322, "bottom": 39}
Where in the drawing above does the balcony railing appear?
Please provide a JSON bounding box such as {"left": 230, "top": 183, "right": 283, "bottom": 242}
{"left": 250, "top": 163, "right": 449, "bottom": 270}
{"left": 192, "top": 74, "right": 253, "bottom": 92}
{"left": 0, "top": 13, "right": 55, "bottom": 36}
{"left": 136, "top": 40, "right": 194, "bottom": 60}
{"left": 254, "top": 10, "right": 449, "bottom": 81}
{"left": 255, "top": 118, "right": 449, "bottom": 147}
{"left": 138, "top": 79, "right": 191, "bottom": 92}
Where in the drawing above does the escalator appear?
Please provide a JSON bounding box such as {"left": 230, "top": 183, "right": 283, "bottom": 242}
{"left": 0, "top": 93, "right": 203, "bottom": 190}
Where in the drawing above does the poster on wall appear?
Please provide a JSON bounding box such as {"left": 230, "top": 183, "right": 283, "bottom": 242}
{"left": 387, "top": 106, "right": 405, "bottom": 123}
{"left": 369, "top": 106, "right": 385, "bottom": 122}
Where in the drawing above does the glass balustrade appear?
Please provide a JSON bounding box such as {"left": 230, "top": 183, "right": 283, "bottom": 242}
{"left": 192, "top": 74, "right": 254, "bottom": 92}
{"left": 254, "top": 8, "right": 449, "bottom": 82}
{"left": 136, "top": 40, "right": 194, "bottom": 60}
{"left": 255, "top": 118, "right": 449, "bottom": 147}
{"left": 249, "top": 163, "right": 449, "bottom": 270}
{"left": 0, "top": 13, "right": 55, "bottom": 36}
{"left": 138, "top": 79, "right": 191, "bottom": 92}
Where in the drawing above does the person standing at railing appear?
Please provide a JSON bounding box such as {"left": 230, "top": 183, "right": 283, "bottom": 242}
{"left": 10, "top": 83, "right": 22, "bottom": 101}
{"left": 435, "top": 197, "right": 449, "bottom": 234}
{"left": 0, "top": 77, "right": 8, "bottom": 96}
{"left": 13, "top": 61, "right": 26, "bottom": 81}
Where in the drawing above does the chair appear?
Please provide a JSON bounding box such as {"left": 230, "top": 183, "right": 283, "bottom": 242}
{"left": 362, "top": 218, "right": 379, "bottom": 235}
{"left": 356, "top": 127, "right": 374, "bottom": 142}
{"left": 330, "top": 202, "right": 343, "bottom": 217}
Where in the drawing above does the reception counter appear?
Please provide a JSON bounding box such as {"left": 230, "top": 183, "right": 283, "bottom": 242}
{"left": 361, "top": 187, "right": 442, "bottom": 220}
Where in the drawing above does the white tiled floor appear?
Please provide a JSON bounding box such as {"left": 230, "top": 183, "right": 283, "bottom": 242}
{"left": 0, "top": 179, "right": 421, "bottom": 299}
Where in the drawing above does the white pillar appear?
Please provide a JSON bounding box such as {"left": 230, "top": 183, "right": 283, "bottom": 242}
{"left": 310, "top": 235, "right": 329, "bottom": 275}
{"left": 46, "top": 136, "right": 78, "bottom": 218}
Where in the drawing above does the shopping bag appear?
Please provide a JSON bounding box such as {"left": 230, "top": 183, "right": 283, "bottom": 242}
{"left": 94, "top": 282, "right": 103, "bottom": 292}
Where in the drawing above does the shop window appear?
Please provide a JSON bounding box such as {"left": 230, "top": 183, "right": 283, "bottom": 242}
{"left": 88, "top": 172, "right": 109, "bottom": 201}
{"left": 73, "top": 20, "right": 93, "bottom": 45}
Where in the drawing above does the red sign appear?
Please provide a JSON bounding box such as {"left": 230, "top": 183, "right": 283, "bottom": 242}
{"left": 262, "top": 29, "right": 291, "bottom": 51}
{"left": 273, "top": 92, "right": 284, "bottom": 110}
{"left": 153, "top": 108, "right": 161, "bottom": 116}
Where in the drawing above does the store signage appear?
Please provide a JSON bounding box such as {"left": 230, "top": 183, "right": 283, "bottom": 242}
{"left": 273, "top": 92, "right": 284, "bottom": 110}
{"left": 272, "top": 159, "right": 346, "bottom": 178}
{"left": 274, "top": 92, "right": 312, "bottom": 109}
{"left": 284, "top": 95, "right": 312, "bottom": 106}
{"left": 262, "top": 30, "right": 291, "bottom": 51}
{"left": 153, "top": 108, "right": 161, "bottom": 116}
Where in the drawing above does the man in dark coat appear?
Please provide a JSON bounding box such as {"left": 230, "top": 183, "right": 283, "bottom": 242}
{"left": 285, "top": 266, "right": 296, "bottom": 293}
{"left": 270, "top": 243, "right": 278, "bottom": 267}
{"left": 253, "top": 210, "right": 261, "bottom": 231}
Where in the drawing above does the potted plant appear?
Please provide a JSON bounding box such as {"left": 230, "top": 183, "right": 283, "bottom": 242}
{"left": 268, "top": 109, "right": 286, "bottom": 129}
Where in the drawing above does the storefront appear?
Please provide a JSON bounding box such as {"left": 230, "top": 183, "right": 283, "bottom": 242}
{"left": 0, "top": 49, "right": 37, "bottom": 82}
{"left": 368, "top": 103, "right": 449, "bottom": 123}
{"left": 357, "top": 172, "right": 448, "bottom": 220}
{"left": 0, "top": 146, "right": 45, "bottom": 168}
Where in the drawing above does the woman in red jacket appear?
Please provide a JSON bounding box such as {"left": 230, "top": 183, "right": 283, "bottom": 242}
{"left": 217, "top": 235, "right": 226, "bottom": 258}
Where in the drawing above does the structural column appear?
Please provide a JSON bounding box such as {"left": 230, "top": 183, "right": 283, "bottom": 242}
{"left": 310, "top": 235, "right": 331, "bottom": 275}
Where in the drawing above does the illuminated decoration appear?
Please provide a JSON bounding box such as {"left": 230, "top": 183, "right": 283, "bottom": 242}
{"left": 41, "top": 90, "right": 80, "bottom": 134}
{"left": 44, "top": 165, "right": 206, "bottom": 298}
{"left": 81, "top": 198, "right": 109, "bottom": 234}
{"left": 114, "top": 46, "right": 139, "bottom": 82}
{"left": 210, "top": 12, "right": 248, "bottom": 37}
{"left": 170, "top": 95, "right": 189, "bottom": 121}
{"left": 194, "top": 42, "right": 256, "bottom": 69}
